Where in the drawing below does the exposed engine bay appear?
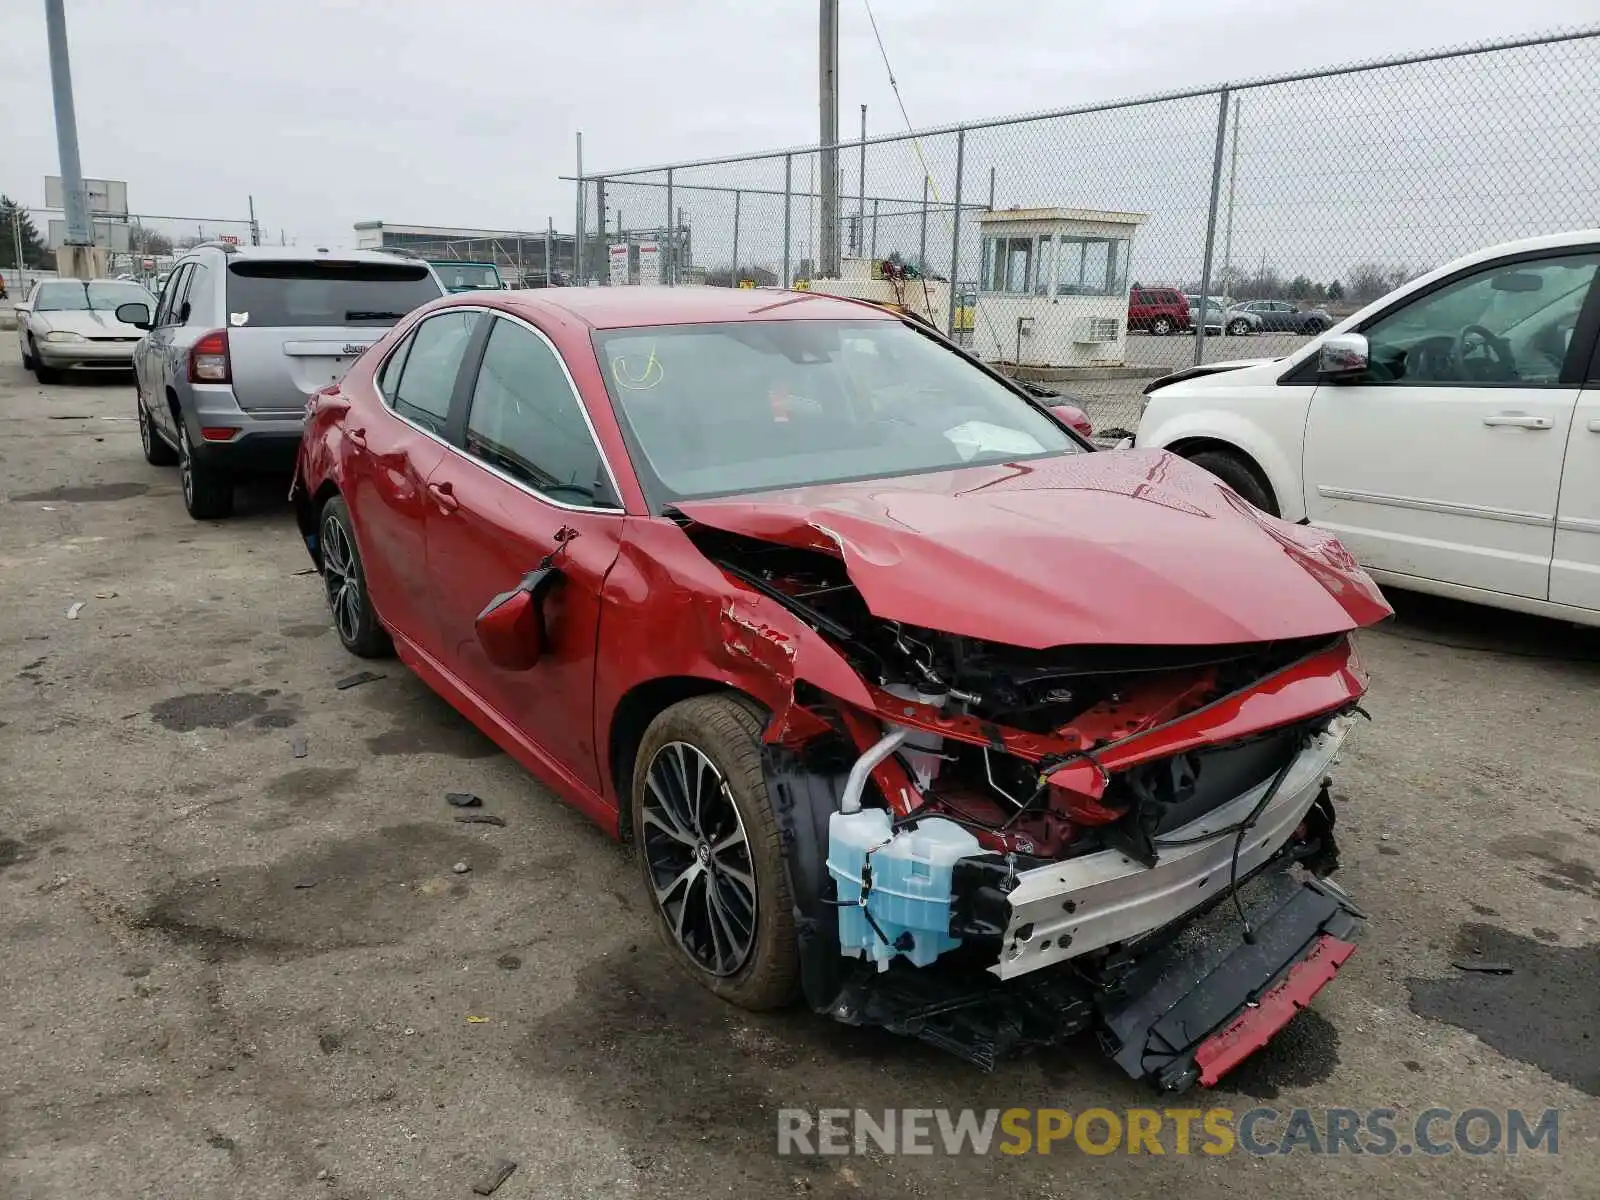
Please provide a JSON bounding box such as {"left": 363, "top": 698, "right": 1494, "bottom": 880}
{"left": 689, "top": 524, "right": 1353, "bottom": 858}
{"left": 679, "top": 515, "right": 1373, "bottom": 1087}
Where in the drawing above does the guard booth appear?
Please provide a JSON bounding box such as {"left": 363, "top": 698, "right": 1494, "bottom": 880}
{"left": 973, "top": 208, "right": 1146, "bottom": 370}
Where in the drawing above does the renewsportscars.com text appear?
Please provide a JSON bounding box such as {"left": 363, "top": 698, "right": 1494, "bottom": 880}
{"left": 777, "top": 1106, "right": 1560, "bottom": 1157}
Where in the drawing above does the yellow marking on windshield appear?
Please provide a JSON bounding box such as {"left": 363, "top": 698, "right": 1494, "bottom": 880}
{"left": 610, "top": 342, "right": 664, "bottom": 391}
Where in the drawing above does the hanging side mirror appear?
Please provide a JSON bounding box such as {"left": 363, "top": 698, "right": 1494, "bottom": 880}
{"left": 475, "top": 567, "right": 561, "bottom": 670}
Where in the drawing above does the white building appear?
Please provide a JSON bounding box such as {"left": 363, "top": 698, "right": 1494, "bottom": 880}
{"left": 970, "top": 207, "right": 1147, "bottom": 368}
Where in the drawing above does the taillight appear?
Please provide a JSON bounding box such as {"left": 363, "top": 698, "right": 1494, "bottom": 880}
{"left": 189, "top": 330, "right": 230, "bottom": 384}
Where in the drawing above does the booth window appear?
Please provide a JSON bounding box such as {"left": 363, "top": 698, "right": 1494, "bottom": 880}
{"left": 1056, "top": 237, "right": 1130, "bottom": 296}
{"left": 982, "top": 233, "right": 1132, "bottom": 297}
{"left": 983, "top": 236, "right": 1036, "bottom": 294}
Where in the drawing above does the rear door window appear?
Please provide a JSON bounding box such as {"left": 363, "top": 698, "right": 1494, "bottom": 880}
{"left": 224, "top": 260, "right": 441, "bottom": 329}
{"left": 389, "top": 310, "right": 481, "bottom": 434}
{"left": 182, "top": 265, "right": 212, "bottom": 325}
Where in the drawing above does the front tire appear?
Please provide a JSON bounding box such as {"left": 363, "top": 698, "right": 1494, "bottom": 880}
{"left": 1227, "top": 318, "right": 1252, "bottom": 336}
{"left": 1149, "top": 316, "right": 1174, "bottom": 336}
{"left": 1187, "top": 449, "right": 1278, "bottom": 516}
{"left": 319, "top": 496, "right": 391, "bottom": 658}
{"left": 632, "top": 695, "right": 798, "bottom": 1011}
{"left": 29, "top": 339, "right": 58, "bottom": 384}
{"left": 177, "top": 419, "right": 234, "bottom": 519}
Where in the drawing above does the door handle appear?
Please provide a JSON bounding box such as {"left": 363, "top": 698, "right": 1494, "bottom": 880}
{"left": 1587, "top": 418, "right": 1600, "bottom": 433}
{"left": 346, "top": 427, "right": 368, "bottom": 449}
{"left": 427, "top": 480, "right": 459, "bottom": 514}
{"left": 1482, "top": 413, "right": 1552, "bottom": 430}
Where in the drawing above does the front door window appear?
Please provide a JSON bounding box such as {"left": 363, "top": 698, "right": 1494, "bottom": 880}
{"left": 1359, "top": 254, "right": 1599, "bottom": 387}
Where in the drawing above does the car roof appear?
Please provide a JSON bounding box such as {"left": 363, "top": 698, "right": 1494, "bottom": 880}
{"left": 189, "top": 245, "right": 423, "bottom": 267}
{"left": 1435, "top": 227, "right": 1600, "bottom": 271}
{"left": 487, "top": 286, "right": 899, "bottom": 330}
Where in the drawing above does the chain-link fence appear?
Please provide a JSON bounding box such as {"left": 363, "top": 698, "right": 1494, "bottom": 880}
{"left": 17, "top": 207, "right": 258, "bottom": 291}
{"left": 357, "top": 225, "right": 576, "bottom": 287}
{"left": 576, "top": 26, "right": 1600, "bottom": 433}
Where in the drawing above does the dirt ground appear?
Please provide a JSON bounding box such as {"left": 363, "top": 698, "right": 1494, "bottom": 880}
{"left": 2, "top": 337, "right": 1597, "bottom": 1200}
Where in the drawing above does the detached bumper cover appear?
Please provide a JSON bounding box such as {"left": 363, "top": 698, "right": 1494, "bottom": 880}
{"left": 1101, "top": 870, "right": 1363, "bottom": 1091}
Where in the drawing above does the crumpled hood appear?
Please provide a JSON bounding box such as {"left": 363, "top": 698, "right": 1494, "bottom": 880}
{"left": 677, "top": 449, "right": 1391, "bottom": 649}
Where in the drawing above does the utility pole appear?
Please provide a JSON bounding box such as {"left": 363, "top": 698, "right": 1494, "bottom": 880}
{"left": 44, "top": 0, "right": 95, "bottom": 277}
{"left": 13, "top": 207, "right": 25, "bottom": 291}
{"left": 857, "top": 104, "right": 867, "bottom": 258}
{"left": 574, "top": 131, "right": 584, "bottom": 284}
{"left": 818, "top": 0, "right": 840, "bottom": 278}
{"left": 248, "top": 194, "right": 259, "bottom": 246}
{"left": 1221, "top": 95, "right": 1240, "bottom": 295}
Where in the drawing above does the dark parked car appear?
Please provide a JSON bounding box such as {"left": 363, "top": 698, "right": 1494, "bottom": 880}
{"left": 1127, "top": 286, "right": 1191, "bottom": 335}
{"left": 293, "top": 286, "right": 1389, "bottom": 1087}
{"left": 1236, "top": 300, "right": 1333, "bottom": 334}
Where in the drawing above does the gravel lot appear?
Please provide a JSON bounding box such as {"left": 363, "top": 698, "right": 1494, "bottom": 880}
{"left": 2, "top": 337, "right": 1598, "bottom": 1200}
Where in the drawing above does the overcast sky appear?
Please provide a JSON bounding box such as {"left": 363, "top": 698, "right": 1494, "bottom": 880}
{"left": 1, "top": 0, "right": 1595, "bottom": 247}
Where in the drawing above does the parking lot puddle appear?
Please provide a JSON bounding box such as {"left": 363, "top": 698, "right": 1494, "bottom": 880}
{"left": 1408, "top": 922, "right": 1600, "bottom": 1096}
{"left": 137, "top": 823, "right": 501, "bottom": 962}
{"left": 11, "top": 482, "right": 149, "bottom": 503}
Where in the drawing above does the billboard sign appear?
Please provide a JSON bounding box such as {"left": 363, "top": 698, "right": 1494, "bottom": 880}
{"left": 48, "top": 218, "right": 131, "bottom": 252}
{"left": 45, "top": 176, "right": 129, "bottom": 217}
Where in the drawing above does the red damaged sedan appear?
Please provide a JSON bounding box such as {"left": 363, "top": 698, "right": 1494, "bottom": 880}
{"left": 292, "top": 287, "right": 1390, "bottom": 1088}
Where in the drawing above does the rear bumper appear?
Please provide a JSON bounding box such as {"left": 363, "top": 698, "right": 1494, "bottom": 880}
{"left": 185, "top": 385, "right": 304, "bottom": 473}
{"left": 995, "top": 714, "right": 1352, "bottom": 979}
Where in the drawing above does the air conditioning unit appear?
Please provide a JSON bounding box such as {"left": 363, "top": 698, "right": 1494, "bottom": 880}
{"left": 1077, "top": 317, "right": 1120, "bottom": 344}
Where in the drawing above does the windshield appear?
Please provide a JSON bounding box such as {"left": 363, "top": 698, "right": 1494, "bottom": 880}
{"left": 432, "top": 263, "right": 501, "bottom": 290}
{"left": 224, "top": 260, "right": 442, "bottom": 327}
{"left": 34, "top": 280, "right": 155, "bottom": 312}
{"left": 594, "top": 319, "right": 1082, "bottom": 502}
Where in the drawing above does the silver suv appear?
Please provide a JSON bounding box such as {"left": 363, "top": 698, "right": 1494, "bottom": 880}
{"left": 121, "top": 244, "right": 444, "bottom": 518}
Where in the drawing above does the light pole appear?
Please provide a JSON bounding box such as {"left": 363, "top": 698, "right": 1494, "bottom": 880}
{"left": 45, "top": 0, "right": 96, "bottom": 276}
{"left": 819, "top": 0, "right": 840, "bottom": 277}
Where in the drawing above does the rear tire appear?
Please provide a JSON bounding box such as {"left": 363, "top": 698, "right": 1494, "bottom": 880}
{"left": 138, "top": 391, "right": 178, "bottom": 466}
{"left": 1149, "top": 316, "right": 1174, "bottom": 336}
{"left": 318, "top": 495, "right": 392, "bottom": 658}
{"left": 632, "top": 695, "right": 798, "bottom": 1011}
{"left": 1187, "top": 449, "right": 1278, "bottom": 516}
{"left": 177, "top": 419, "right": 234, "bottom": 519}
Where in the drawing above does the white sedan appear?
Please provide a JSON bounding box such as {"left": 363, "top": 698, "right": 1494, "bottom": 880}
{"left": 1137, "top": 229, "right": 1600, "bottom": 627}
{"left": 15, "top": 278, "right": 155, "bottom": 384}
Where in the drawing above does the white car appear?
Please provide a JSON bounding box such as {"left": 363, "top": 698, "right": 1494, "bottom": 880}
{"left": 15, "top": 278, "right": 156, "bottom": 384}
{"left": 1137, "top": 230, "right": 1600, "bottom": 627}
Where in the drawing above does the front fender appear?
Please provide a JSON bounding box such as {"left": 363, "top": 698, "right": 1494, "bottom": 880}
{"left": 594, "top": 518, "right": 876, "bottom": 802}
{"left": 1140, "top": 407, "right": 1306, "bottom": 522}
